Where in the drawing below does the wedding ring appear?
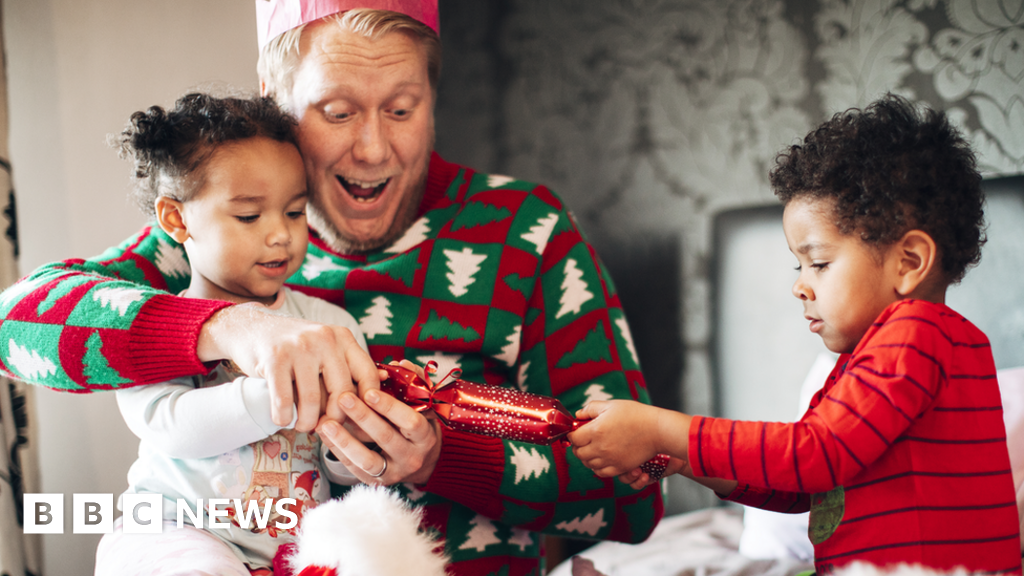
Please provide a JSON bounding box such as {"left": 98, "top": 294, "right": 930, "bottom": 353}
{"left": 369, "top": 457, "right": 387, "bottom": 478}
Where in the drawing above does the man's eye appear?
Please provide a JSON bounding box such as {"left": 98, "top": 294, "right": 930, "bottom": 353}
{"left": 236, "top": 215, "right": 259, "bottom": 223}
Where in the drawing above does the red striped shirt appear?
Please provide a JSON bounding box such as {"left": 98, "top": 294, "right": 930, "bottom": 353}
{"left": 691, "top": 299, "right": 1021, "bottom": 573}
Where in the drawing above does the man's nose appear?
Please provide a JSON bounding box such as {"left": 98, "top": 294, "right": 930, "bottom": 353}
{"left": 352, "top": 113, "right": 388, "bottom": 165}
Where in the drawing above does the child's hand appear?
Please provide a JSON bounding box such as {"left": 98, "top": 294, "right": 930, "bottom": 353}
{"left": 617, "top": 457, "right": 690, "bottom": 490}
{"left": 568, "top": 400, "right": 665, "bottom": 478}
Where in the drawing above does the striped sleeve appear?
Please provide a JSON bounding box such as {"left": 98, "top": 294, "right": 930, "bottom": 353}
{"left": 690, "top": 300, "right": 951, "bottom": 493}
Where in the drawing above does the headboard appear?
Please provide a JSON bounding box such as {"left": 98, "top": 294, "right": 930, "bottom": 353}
{"left": 711, "top": 175, "right": 1024, "bottom": 421}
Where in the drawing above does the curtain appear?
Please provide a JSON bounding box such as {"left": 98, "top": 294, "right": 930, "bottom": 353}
{"left": 0, "top": 4, "right": 41, "bottom": 575}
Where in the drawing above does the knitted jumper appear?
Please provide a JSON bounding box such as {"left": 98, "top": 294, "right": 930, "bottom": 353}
{"left": 691, "top": 300, "right": 1021, "bottom": 574}
{"left": 0, "top": 153, "right": 663, "bottom": 575}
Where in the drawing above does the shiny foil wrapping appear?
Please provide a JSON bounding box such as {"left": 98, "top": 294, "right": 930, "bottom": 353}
{"left": 377, "top": 362, "right": 671, "bottom": 480}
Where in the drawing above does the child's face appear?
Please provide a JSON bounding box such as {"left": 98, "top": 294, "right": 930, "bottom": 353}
{"left": 180, "top": 137, "right": 308, "bottom": 305}
{"left": 783, "top": 197, "right": 901, "bottom": 354}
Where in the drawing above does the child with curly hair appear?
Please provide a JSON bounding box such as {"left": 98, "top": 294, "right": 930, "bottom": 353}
{"left": 569, "top": 95, "right": 1022, "bottom": 573}
{"left": 94, "top": 93, "right": 368, "bottom": 576}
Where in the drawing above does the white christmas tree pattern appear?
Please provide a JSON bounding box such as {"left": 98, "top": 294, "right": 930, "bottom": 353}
{"left": 358, "top": 296, "right": 393, "bottom": 340}
{"left": 555, "top": 508, "right": 607, "bottom": 537}
{"left": 459, "top": 515, "right": 502, "bottom": 552}
{"left": 509, "top": 444, "right": 550, "bottom": 484}
{"left": 495, "top": 325, "right": 521, "bottom": 367}
{"left": 521, "top": 213, "right": 559, "bottom": 255}
{"left": 155, "top": 238, "right": 190, "bottom": 279}
{"left": 583, "top": 383, "right": 613, "bottom": 404}
{"left": 301, "top": 253, "right": 345, "bottom": 281}
{"left": 0, "top": 276, "right": 46, "bottom": 308}
{"left": 444, "top": 247, "right": 487, "bottom": 297}
{"left": 92, "top": 287, "right": 145, "bottom": 316}
{"left": 507, "top": 528, "right": 533, "bottom": 552}
{"left": 613, "top": 317, "right": 639, "bottom": 366}
{"left": 516, "top": 360, "right": 531, "bottom": 392}
{"left": 487, "top": 174, "right": 516, "bottom": 188}
{"left": 556, "top": 259, "right": 594, "bottom": 319}
{"left": 385, "top": 216, "right": 431, "bottom": 254}
{"left": 402, "top": 483, "right": 427, "bottom": 502}
{"left": 7, "top": 338, "right": 57, "bottom": 380}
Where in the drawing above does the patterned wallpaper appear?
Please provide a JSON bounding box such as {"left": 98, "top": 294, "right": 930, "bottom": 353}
{"left": 434, "top": 0, "right": 1024, "bottom": 512}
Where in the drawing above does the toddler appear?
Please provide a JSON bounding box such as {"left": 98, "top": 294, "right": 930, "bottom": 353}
{"left": 569, "top": 95, "right": 1021, "bottom": 573}
{"left": 94, "top": 93, "right": 368, "bottom": 575}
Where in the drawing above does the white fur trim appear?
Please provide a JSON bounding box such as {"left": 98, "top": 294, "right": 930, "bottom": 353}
{"left": 289, "top": 485, "right": 448, "bottom": 576}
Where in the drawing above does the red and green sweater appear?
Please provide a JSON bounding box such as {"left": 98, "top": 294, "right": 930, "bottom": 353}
{"left": 0, "top": 153, "right": 663, "bottom": 576}
{"left": 691, "top": 299, "right": 1021, "bottom": 574}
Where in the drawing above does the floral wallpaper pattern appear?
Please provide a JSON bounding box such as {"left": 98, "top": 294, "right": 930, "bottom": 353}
{"left": 434, "top": 0, "right": 1024, "bottom": 512}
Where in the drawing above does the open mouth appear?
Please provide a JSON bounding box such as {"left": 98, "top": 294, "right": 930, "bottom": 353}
{"left": 338, "top": 176, "right": 390, "bottom": 203}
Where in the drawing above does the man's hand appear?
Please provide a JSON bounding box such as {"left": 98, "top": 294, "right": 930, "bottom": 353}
{"left": 197, "top": 302, "right": 380, "bottom": 432}
{"left": 316, "top": 385, "right": 442, "bottom": 486}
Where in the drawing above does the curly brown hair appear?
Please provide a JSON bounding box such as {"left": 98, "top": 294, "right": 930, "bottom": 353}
{"left": 769, "top": 94, "right": 985, "bottom": 284}
{"left": 117, "top": 93, "right": 298, "bottom": 217}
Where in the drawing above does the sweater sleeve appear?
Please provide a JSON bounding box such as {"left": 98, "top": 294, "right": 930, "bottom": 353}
{"left": 690, "top": 302, "right": 950, "bottom": 494}
{"left": 422, "top": 193, "right": 663, "bottom": 544}
{"left": 0, "top": 226, "right": 230, "bottom": 391}
{"left": 115, "top": 375, "right": 292, "bottom": 459}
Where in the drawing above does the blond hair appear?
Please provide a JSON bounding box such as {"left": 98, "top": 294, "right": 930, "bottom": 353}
{"left": 258, "top": 8, "right": 441, "bottom": 107}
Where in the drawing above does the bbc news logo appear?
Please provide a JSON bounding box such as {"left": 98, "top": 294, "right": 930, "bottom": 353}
{"left": 23, "top": 494, "right": 299, "bottom": 534}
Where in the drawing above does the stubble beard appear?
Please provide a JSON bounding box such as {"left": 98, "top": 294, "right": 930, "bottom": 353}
{"left": 307, "top": 175, "right": 427, "bottom": 256}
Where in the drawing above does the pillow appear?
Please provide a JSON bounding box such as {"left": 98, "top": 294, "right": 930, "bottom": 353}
{"left": 996, "top": 366, "right": 1024, "bottom": 551}
{"left": 737, "top": 352, "right": 837, "bottom": 560}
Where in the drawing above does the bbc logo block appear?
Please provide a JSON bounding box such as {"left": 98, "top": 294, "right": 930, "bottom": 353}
{"left": 23, "top": 493, "right": 157, "bottom": 534}
{"left": 23, "top": 494, "right": 64, "bottom": 534}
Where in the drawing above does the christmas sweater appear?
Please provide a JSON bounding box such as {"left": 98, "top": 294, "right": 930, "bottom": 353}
{"left": 0, "top": 153, "right": 663, "bottom": 576}
{"left": 116, "top": 288, "right": 367, "bottom": 568}
{"left": 691, "top": 300, "right": 1021, "bottom": 574}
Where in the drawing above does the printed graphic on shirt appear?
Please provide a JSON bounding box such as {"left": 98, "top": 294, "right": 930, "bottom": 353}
{"left": 809, "top": 485, "right": 845, "bottom": 544}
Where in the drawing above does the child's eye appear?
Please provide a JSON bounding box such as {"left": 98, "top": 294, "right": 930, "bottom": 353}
{"left": 811, "top": 262, "right": 829, "bottom": 271}
{"left": 236, "top": 215, "right": 259, "bottom": 223}
{"left": 287, "top": 210, "right": 306, "bottom": 219}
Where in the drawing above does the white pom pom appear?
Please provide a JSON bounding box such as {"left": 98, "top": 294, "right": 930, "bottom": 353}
{"left": 289, "top": 485, "right": 448, "bottom": 576}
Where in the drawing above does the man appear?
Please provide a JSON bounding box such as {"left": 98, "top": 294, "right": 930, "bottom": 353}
{"left": 0, "top": 1, "right": 662, "bottom": 572}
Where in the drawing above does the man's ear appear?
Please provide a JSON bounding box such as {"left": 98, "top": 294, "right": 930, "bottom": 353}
{"left": 892, "top": 229, "right": 939, "bottom": 297}
{"left": 154, "top": 196, "right": 190, "bottom": 244}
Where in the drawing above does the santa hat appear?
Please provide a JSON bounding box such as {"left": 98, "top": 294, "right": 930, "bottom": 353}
{"left": 281, "top": 484, "right": 449, "bottom": 576}
{"left": 256, "top": 0, "right": 440, "bottom": 50}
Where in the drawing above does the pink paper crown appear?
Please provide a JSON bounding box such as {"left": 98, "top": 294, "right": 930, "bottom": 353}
{"left": 256, "top": 0, "right": 439, "bottom": 50}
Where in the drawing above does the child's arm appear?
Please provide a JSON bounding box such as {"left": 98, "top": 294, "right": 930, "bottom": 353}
{"left": 569, "top": 399, "right": 692, "bottom": 478}
{"left": 116, "top": 375, "right": 296, "bottom": 459}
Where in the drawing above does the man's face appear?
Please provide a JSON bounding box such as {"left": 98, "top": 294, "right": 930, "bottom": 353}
{"left": 283, "top": 24, "right": 434, "bottom": 254}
